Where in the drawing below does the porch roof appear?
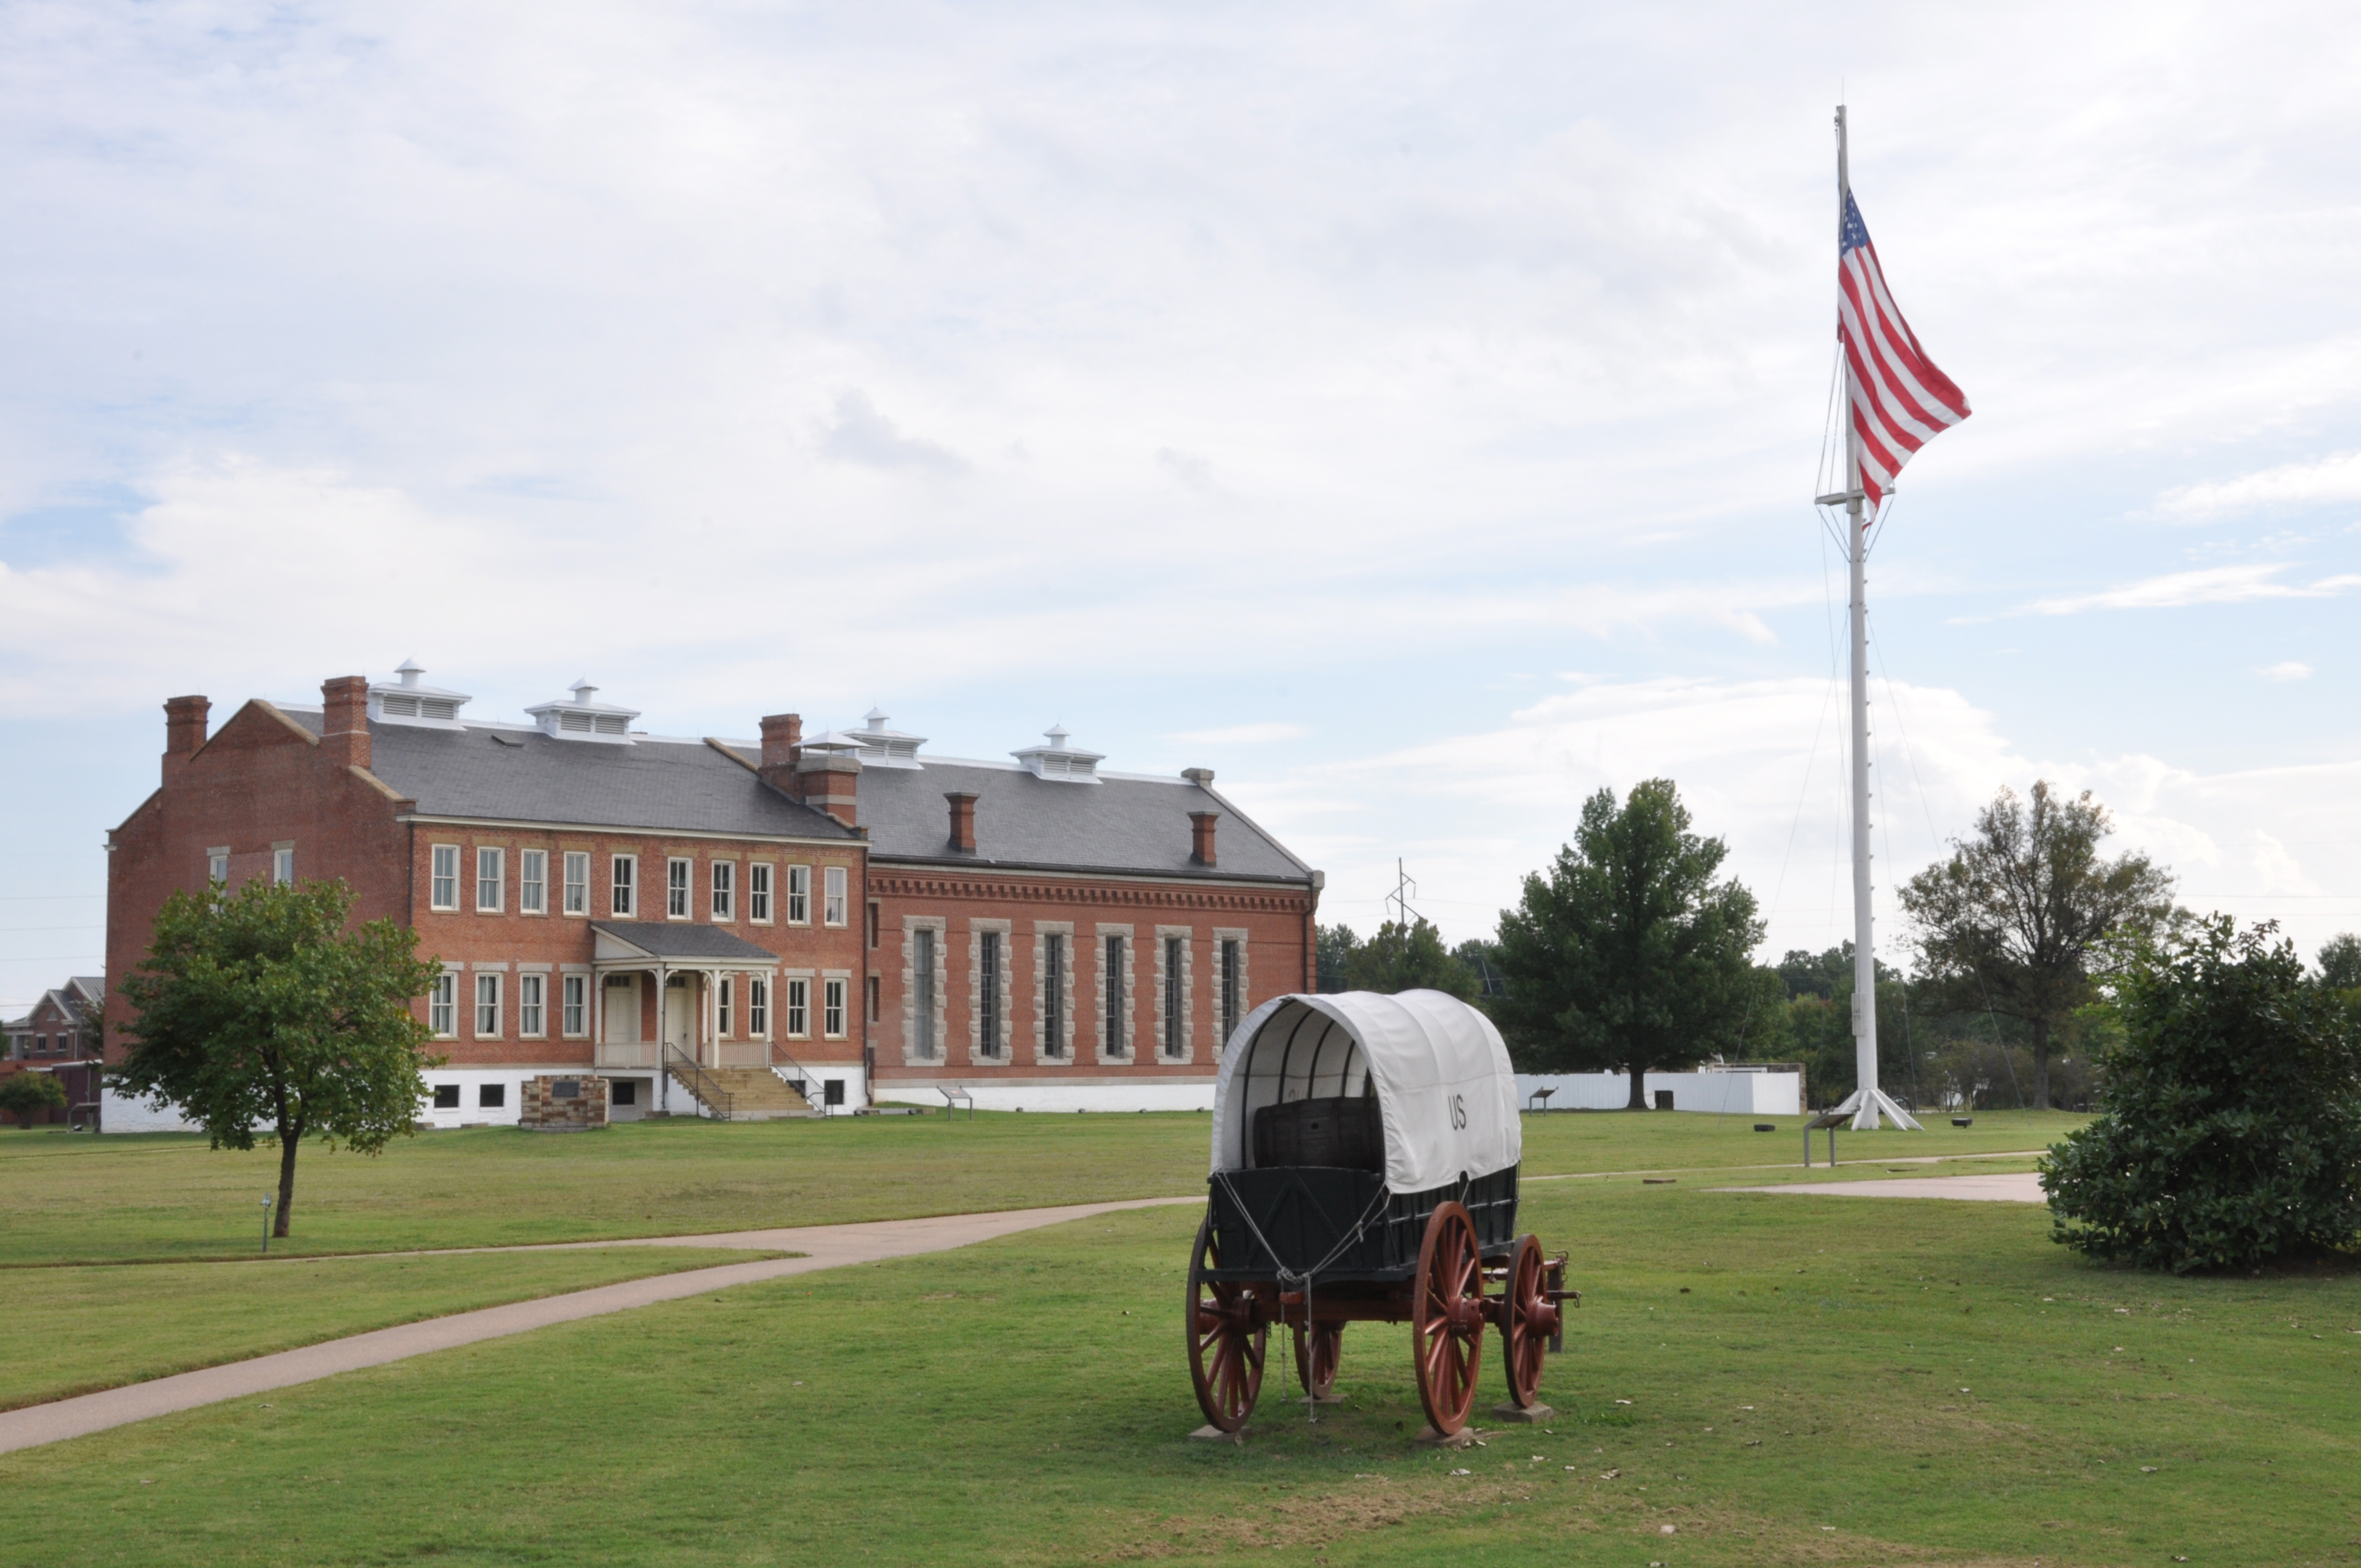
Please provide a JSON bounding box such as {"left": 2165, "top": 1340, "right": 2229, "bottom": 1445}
{"left": 590, "top": 921, "right": 781, "bottom": 965}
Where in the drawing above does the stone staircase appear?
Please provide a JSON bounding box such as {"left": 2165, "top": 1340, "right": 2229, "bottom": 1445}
{"left": 669, "top": 1066, "right": 821, "bottom": 1120}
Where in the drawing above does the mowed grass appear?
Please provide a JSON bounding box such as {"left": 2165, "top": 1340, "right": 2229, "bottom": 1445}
{"left": 11, "top": 1162, "right": 2355, "bottom": 1567}
{"left": 0, "top": 1107, "right": 2086, "bottom": 1265}
{"left": 0, "top": 1248, "right": 770, "bottom": 1411}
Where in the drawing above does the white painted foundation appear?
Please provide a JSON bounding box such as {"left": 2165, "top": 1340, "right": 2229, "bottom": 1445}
{"left": 880, "top": 1078, "right": 1215, "bottom": 1114}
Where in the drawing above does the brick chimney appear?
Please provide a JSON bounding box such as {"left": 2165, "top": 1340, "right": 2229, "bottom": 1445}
{"left": 321, "top": 676, "right": 370, "bottom": 770}
{"left": 797, "top": 749, "right": 860, "bottom": 827}
{"left": 1190, "top": 811, "right": 1219, "bottom": 867}
{"left": 163, "top": 695, "right": 210, "bottom": 784}
{"left": 758, "top": 713, "right": 803, "bottom": 793}
{"left": 945, "top": 791, "right": 978, "bottom": 853}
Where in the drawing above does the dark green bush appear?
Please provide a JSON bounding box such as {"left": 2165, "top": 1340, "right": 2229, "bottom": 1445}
{"left": 2043, "top": 917, "right": 2361, "bottom": 1272}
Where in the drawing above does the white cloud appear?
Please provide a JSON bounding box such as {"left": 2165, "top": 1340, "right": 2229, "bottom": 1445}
{"left": 2259, "top": 661, "right": 2313, "bottom": 682}
{"left": 1242, "top": 676, "right": 2361, "bottom": 964}
{"left": 2017, "top": 565, "right": 2361, "bottom": 617}
{"left": 816, "top": 391, "right": 969, "bottom": 478}
{"left": 2156, "top": 451, "right": 2361, "bottom": 518}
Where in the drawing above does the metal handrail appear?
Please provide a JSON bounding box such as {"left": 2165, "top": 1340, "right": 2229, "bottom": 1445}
{"left": 663, "top": 1044, "right": 735, "bottom": 1122}
{"left": 766, "top": 1039, "right": 825, "bottom": 1112}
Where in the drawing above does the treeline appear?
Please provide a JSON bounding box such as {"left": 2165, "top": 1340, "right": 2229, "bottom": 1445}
{"left": 1324, "top": 778, "right": 2360, "bottom": 1114}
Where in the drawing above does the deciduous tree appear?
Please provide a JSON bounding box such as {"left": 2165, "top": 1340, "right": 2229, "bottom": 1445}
{"left": 115, "top": 878, "right": 440, "bottom": 1237}
{"left": 1901, "top": 782, "right": 2177, "bottom": 1111}
{"left": 0, "top": 1072, "right": 66, "bottom": 1127}
{"left": 2044, "top": 917, "right": 2361, "bottom": 1271}
{"left": 2318, "top": 933, "right": 2361, "bottom": 994}
{"left": 1343, "top": 917, "right": 1477, "bottom": 999}
{"left": 1492, "top": 779, "right": 1763, "bottom": 1108}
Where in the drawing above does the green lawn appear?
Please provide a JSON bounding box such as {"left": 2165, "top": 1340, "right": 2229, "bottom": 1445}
{"left": 0, "top": 1247, "right": 769, "bottom": 1411}
{"left": 0, "top": 1108, "right": 2085, "bottom": 1265}
{"left": 10, "top": 1159, "right": 2354, "bottom": 1566}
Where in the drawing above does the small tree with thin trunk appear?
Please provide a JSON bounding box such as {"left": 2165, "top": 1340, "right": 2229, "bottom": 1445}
{"left": 114, "top": 878, "right": 439, "bottom": 1238}
{"left": 1492, "top": 779, "right": 1764, "bottom": 1108}
{"left": 0, "top": 1072, "right": 67, "bottom": 1127}
{"left": 1901, "top": 782, "right": 2177, "bottom": 1111}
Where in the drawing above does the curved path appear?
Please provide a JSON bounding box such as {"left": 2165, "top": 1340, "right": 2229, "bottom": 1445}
{"left": 0, "top": 1196, "right": 1200, "bottom": 1457}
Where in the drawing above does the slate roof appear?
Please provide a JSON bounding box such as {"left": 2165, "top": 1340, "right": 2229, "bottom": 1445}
{"left": 279, "top": 710, "right": 855, "bottom": 842}
{"left": 828, "top": 754, "right": 1311, "bottom": 884}
{"left": 592, "top": 922, "right": 782, "bottom": 963}
{"left": 274, "top": 705, "right": 1310, "bottom": 884}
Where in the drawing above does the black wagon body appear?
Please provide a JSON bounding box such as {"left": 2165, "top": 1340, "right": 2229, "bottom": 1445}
{"left": 1185, "top": 993, "right": 1574, "bottom": 1437}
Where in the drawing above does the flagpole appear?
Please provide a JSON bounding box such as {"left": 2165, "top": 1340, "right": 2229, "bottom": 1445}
{"left": 1832, "top": 104, "right": 1920, "bottom": 1134}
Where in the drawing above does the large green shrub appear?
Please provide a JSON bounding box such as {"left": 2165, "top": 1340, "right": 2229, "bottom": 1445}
{"left": 2043, "top": 917, "right": 2361, "bottom": 1272}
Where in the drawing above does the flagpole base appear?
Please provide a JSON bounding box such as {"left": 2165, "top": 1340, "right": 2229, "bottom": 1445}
{"left": 1831, "top": 1086, "right": 1922, "bottom": 1132}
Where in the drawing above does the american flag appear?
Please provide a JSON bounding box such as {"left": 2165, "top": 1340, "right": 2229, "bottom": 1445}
{"left": 1839, "top": 191, "right": 1969, "bottom": 508}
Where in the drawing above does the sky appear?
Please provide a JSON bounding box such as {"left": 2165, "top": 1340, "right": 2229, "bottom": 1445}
{"left": 3, "top": 0, "right": 2359, "bottom": 1009}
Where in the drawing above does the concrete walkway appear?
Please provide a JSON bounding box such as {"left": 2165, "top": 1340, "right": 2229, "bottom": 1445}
{"left": 1716, "top": 1172, "right": 2045, "bottom": 1203}
{"left": 0, "top": 1196, "right": 1201, "bottom": 1457}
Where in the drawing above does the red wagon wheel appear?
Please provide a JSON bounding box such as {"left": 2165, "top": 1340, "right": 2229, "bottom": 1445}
{"left": 1292, "top": 1321, "right": 1342, "bottom": 1402}
{"left": 1186, "top": 1212, "right": 1267, "bottom": 1432}
{"left": 1411, "top": 1201, "right": 1485, "bottom": 1435}
{"left": 1500, "top": 1233, "right": 1555, "bottom": 1410}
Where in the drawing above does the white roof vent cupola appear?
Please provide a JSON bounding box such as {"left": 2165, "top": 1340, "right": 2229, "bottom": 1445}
{"left": 367, "top": 659, "right": 473, "bottom": 729}
{"left": 1012, "top": 724, "right": 1104, "bottom": 784}
{"left": 525, "top": 677, "right": 640, "bottom": 744}
{"left": 846, "top": 706, "right": 927, "bottom": 769}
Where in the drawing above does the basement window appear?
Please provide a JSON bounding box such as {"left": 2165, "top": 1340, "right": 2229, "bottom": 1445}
{"left": 479, "top": 1084, "right": 506, "bottom": 1109}
{"left": 432, "top": 1084, "right": 460, "bottom": 1110}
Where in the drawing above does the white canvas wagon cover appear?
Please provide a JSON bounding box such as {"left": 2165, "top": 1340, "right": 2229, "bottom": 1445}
{"left": 1211, "top": 990, "right": 1522, "bottom": 1195}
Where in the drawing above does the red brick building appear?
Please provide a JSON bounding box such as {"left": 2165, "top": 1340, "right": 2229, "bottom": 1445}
{"left": 3, "top": 976, "right": 105, "bottom": 1127}
{"left": 102, "top": 668, "right": 1319, "bottom": 1128}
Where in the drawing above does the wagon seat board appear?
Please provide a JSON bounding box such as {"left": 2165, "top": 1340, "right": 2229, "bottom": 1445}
{"left": 1205, "top": 991, "right": 1525, "bottom": 1280}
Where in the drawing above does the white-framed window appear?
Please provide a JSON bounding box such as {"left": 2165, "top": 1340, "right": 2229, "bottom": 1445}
{"left": 786, "top": 977, "right": 810, "bottom": 1039}
{"left": 718, "top": 976, "right": 733, "bottom": 1036}
{"left": 520, "top": 850, "right": 547, "bottom": 915}
{"left": 711, "top": 861, "right": 735, "bottom": 922}
{"left": 519, "top": 973, "right": 545, "bottom": 1037}
{"left": 563, "top": 852, "right": 590, "bottom": 915}
{"left": 273, "top": 847, "right": 295, "bottom": 886}
{"left": 667, "top": 857, "right": 692, "bottom": 919}
{"left": 207, "top": 848, "right": 229, "bottom": 884}
{"left": 787, "top": 865, "right": 811, "bottom": 924}
{"left": 428, "top": 972, "right": 456, "bottom": 1036}
{"left": 476, "top": 847, "right": 504, "bottom": 913}
{"left": 475, "top": 972, "right": 501, "bottom": 1037}
{"left": 824, "top": 977, "right": 847, "bottom": 1039}
{"left": 749, "top": 977, "right": 768, "bottom": 1038}
{"left": 431, "top": 845, "right": 460, "bottom": 911}
{"left": 749, "top": 863, "right": 773, "bottom": 923}
{"left": 611, "top": 855, "right": 636, "bottom": 917}
{"left": 823, "top": 866, "right": 848, "bottom": 927}
{"left": 562, "top": 974, "right": 588, "bottom": 1037}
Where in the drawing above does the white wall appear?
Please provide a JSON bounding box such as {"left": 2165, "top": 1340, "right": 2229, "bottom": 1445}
{"left": 98, "top": 1085, "right": 205, "bottom": 1134}
{"left": 1513, "top": 1069, "right": 1800, "bottom": 1117}
{"left": 882, "top": 1078, "right": 1216, "bottom": 1114}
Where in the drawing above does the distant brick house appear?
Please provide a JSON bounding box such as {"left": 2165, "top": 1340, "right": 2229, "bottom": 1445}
{"left": 3, "top": 976, "right": 105, "bottom": 1127}
{"left": 103, "top": 666, "right": 1319, "bottom": 1129}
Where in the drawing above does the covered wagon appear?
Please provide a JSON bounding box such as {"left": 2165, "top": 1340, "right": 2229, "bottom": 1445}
{"left": 1186, "top": 990, "right": 1574, "bottom": 1437}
